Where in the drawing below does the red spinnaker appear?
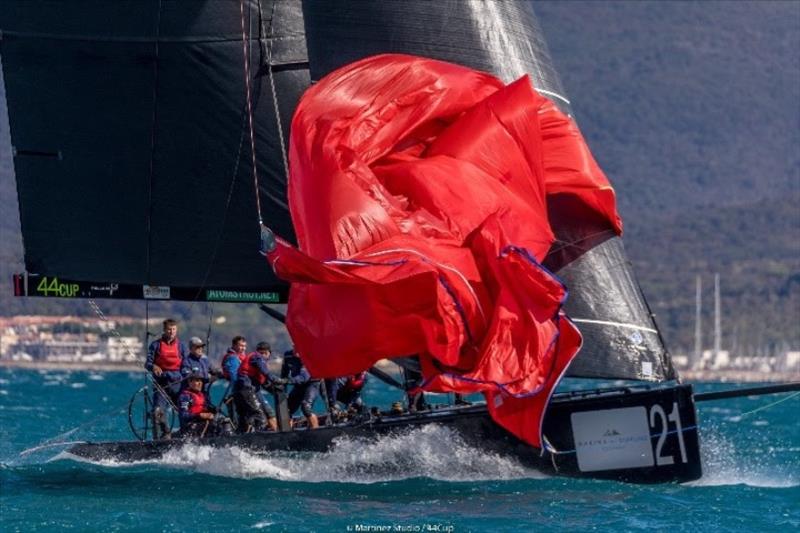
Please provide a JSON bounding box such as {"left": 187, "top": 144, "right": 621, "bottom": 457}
{"left": 267, "top": 54, "right": 620, "bottom": 447}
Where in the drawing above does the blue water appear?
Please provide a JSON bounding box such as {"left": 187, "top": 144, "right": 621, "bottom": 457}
{"left": 1, "top": 369, "right": 798, "bottom": 532}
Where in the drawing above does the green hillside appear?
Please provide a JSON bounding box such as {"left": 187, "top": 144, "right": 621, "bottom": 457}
{"left": 536, "top": 1, "right": 800, "bottom": 352}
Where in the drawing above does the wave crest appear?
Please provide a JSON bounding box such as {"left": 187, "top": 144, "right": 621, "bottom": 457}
{"left": 65, "top": 425, "right": 544, "bottom": 483}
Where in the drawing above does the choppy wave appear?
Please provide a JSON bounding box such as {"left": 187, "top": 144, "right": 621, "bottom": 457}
{"left": 57, "top": 425, "right": 544, "bottom": 483}
{"left": 688, "top": 430, "right": 799, "bottom": 488}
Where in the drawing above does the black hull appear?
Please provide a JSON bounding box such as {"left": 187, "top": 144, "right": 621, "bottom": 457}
{"left": 68, "top": 384, "right": 701, "bottom": 484}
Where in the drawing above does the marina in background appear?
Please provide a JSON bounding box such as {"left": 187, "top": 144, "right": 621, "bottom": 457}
{"left": 0, "top": 316, "right": 143, "bottom": 370}
{"left": 2, "top": 315, "right": 797, "bottom": 381}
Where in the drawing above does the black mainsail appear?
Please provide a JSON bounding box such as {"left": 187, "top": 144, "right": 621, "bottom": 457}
{"left": 1, "top": 0, "right": 306, "bottom": 301}
{"left": 2, "top": 0, "right": 675, "bottom": 380}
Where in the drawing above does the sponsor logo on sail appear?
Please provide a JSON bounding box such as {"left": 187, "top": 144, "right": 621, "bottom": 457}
{"left": 143, "top": 285, "right": 171, "bottom": 300}
{"left": 206, "top": 289, "right": 280, "bottom": 303}
{"left": 91, "top": 283, "right": 119, "bottom": 297}
{"left": 34, "top": 276, "right": 80, "bottom": 298}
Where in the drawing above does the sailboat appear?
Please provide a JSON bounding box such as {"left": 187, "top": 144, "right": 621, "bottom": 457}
{"left": 4, "top": 0, "right": 778, "bottom": 484}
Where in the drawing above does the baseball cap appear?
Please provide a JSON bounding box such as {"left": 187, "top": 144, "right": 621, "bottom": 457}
{"left": 189, "top": 336, "right": 206, "bottom": 347}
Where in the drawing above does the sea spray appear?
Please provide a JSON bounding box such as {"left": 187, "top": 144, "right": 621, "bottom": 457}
{"left": 146, "top": 425, "right": 545, "bottom": 483}
{"left": 688, "top": 425, "right": 799, "bottom": 488}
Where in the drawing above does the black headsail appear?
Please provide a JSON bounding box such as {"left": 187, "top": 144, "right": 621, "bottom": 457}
{"left": 1, "top": 0, "right": 305, "bottom": 303}
{"left": 301, "top": 0, "right": 675, "bottom": 382}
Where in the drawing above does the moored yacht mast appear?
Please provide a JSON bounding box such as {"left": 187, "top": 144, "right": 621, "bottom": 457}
{"left": 714, "top": 273, "right": 722, "bottom": 361}
{"left": 694, "top": 275, "right": 702, "bottom": 369}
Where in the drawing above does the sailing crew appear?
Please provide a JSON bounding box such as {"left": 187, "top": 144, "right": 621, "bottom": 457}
{"left": 283, "top": 349, "right": 321, "bottom": 429}
{"left": 219, "top": 336, "right": 249, "bottom": 423}
{"left": 180, "top": 336, "right": 221, "bottom": 399}
{"left": 221, "top": 336, "right": 248, "bottom": 381}
{"left": 233, "top": 341, "right": 280, "bottom": 432}
{"left": 178, "top": 373, "right": 233, "bottom": 437}
{"left": 326, "top": 371, "right": 368, "bottom": 417}
{"left": 145, "top": 318, "right": 188, "bottom": 438}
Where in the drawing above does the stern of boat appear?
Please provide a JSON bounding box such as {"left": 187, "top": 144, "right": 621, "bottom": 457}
{"left": 542, "top": 384, "right": 702, "bottom": 483}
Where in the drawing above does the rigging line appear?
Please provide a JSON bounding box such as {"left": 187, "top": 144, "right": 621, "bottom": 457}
{"left": 205, "top": 302, "right": 214, "bottom": 351}
{"left": 190, "top": 7, "right": 260, "bottom": 303}
{"left": 88, "top": 299, "right": 180, "bottom": 412}
{"left": 728, "top": 391, "right": 800, "bottom": 421}
{"left": 545, "top": 228, "right": 617, "bottom": 257}
{"left": 543, "top": 424, "right": 699, "bottom": 456}
{"left": 144, "top": 0, "right": 164, "bottom": 284}
{"left": 144, "top": 300, "right": 150, "bottom": 389}
{"left": 694, "top": 382, "right": 800, "bottom": 402}
{"left": 18, "top": 441, "right": 90, "bottom": 458}
{"left": 16, "top": 390, "right": 164, "bottom": 459}
{"left": 631, "top": 261, "right": 674, "bottom": 367}
{"left": 88, "top": 299, "right": 142, "bottom": 363}
{"left": 239, "top": 0, "right": 263, "bottom": 226}
{"left": 16, "top": 386, "right": 140, "bottom": 459}
{"left": 190, "top": 110, "right": 246, "bottom": 302}
{"left": 259, "top": 0, "right": 290, "bottom": 183}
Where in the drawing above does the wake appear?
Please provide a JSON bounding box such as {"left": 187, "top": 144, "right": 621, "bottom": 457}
{"left": 55, "top": 425, "right": 546, "bottom": 483}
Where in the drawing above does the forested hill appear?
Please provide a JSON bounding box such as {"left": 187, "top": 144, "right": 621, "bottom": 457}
{"left": 1, "top": 2, "right": 798, "bottom": 353}
{"left": 534, "top": 1, "right": 800, "bottom": 352}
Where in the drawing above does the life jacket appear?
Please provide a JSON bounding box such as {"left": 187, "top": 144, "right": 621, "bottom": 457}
{"left": 237, "top": 352, "right": 266, "bottom": 385}
{"left": 183, "top": 389, "right": 207, "bottom": 415}
{"left": 221, "top": 350, "right": 245, "bottom": 380}
{"left": 342, "top": 372, "right": 367, "bottom": 394}
{"left": 154, "top": 338, "right": 182, "bottom": 371}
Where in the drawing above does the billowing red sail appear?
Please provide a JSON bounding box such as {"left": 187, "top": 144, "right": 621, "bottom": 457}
{"left": 267, "top": 54, "right": 620, "bottom": 447}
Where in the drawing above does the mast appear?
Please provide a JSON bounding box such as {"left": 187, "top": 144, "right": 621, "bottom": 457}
{"left": 694, "top": 275, "right": 702, "bottom": 369}
{"left": 714, "top": 273, "right": 721, "bottom": 359}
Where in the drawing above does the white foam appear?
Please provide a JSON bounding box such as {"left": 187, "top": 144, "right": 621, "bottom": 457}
{"left": 689, "top": 474, "right": 799, "bottom": 489}
{"left": 687, "top": 430, "right": 799, "bottom": 488}
{"left": 61, "top": 425, "right": 545, "bottom": 483}
{"left": 54, "top": 450, "right": 162, "bottom": 468}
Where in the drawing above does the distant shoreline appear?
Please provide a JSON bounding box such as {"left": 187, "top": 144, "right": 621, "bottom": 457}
{"left": 680, "top": 369, "right": 800, "bottom": 384}
{"left": 0, "top": 359, "right": 797, "bottom": 383}
{"left": 0, "top": 360, "right": 141, "bottom": 372}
